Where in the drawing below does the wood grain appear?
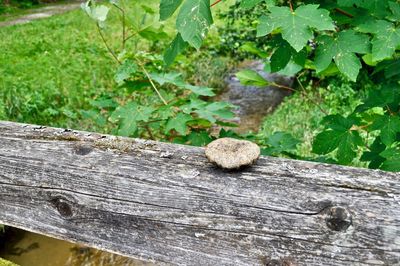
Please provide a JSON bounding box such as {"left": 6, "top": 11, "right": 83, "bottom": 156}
{"left": 0, "top": 121, "right": 399, "bottom": 265}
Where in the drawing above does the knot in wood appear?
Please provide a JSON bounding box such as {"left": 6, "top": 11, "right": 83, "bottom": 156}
{"left": 74, "top": 144, "right": 93, "bottom": 156}
{"left": 326, "top": 206, "right": 352, "bottom": 231}
{"left": 50, "top": 197, "right": 73, "bottom": 218}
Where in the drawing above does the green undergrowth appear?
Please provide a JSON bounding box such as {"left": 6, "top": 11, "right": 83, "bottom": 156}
{"left": 0, "top": 5, "right": 41, "bottom": 21}
{"left": 259, "top": 76, "right": 366, "bottom": 160}
{"left": 0, "top": 9, "right": 115, "bottom": 129}
{"left": 0, "top": 6, "right": 232, "bottom": 133}
{"left": 0, "top": 257, "right": 18, "bottom": 266}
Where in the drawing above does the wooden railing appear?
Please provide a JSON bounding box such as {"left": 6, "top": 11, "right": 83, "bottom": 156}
{"left": 0, "top": 121, "right": 399, "bottom": 265}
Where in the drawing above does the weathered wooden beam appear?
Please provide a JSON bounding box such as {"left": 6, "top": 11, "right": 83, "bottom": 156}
{"left": 0, "top": 121, "right": 399, "bottom": 265}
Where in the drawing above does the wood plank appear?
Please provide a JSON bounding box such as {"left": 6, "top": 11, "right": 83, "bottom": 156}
{"left": 0, "top": 121, "right": 399, "bottom": 265}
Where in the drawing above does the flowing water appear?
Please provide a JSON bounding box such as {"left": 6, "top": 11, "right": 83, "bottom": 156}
{"left": 219, "top": 60, "right": 294, "bottom": 133}
{"left": 0, "top": 228, "right": 151, "bottom": 266}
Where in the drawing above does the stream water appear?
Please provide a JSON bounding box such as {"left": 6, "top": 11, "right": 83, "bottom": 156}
{"left": 0, "top": 228, "right": 149, "bottom": 266}
{"left": 219, "top": 60, "right": 294, "bottom": 133}
{"left": 0, "top": 61, "right": 293, "bottom": 266}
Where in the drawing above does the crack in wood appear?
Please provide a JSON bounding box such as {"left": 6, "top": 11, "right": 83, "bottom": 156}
{"left": 1, "top": 121, "right": 399, "bottom": 265}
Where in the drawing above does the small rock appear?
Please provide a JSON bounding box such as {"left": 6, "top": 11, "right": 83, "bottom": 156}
{"left": 205, "top": 138, "right": 260, "bottom": 169}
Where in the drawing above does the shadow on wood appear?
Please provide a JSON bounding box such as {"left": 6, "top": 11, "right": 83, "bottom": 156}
{"left": 0, "top": 121, "right": 399, "bottom": 265}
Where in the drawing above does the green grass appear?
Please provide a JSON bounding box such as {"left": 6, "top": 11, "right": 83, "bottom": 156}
{"left": 259, "top": 77, "right": 365, "bottom": 157}
{"left": 0, "top": 0, "right": 362, "bottom": 159}
{"left": 0, "top": 258, "right": 18, "bottom": 266}
{"left": 0, "top": 8, "right": 133, "bottom": 131}
{"left": 0, "top": 3, "right": 234, "bottom": 133}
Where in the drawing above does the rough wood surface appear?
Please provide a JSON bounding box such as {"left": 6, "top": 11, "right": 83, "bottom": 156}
{"left": 0, "top": 121, "right": 399, "bottom": 266}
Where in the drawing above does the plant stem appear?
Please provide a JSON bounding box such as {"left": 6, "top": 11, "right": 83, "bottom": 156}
{"left": 137, "top": 62, "right": 168, "bottom": 106}
{"left": 334, "top": 8, "right": 354, "bottom": 18}
{"left": 124, "top": 32, "right": 139, "bottom": 43}
{"left": 113, "top": 4, "right": 126, "bottom": 50}
{"left": 288, "top": 0, "right": 294, "bottom": 12}
{"left": 271, "top": 73, "right": 328, "bottom": 115}
{"left": 271, "top": 82, "right": 296, "bottom": 92}
{"left": 97, "top": 23, "right": 121, "bottom": 64}
{"left": 211, "top": 0, "right": 222, "bottom": 7}
{"left": 140, "top": 119, "right": 164, "bottom": 125}
{"left": 296, "top": 77, "right": 329, "bottom": 115}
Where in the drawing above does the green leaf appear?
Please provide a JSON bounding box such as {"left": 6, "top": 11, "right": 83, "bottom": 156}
{"left": 110, "top": 102, "right": 155, "bottom": 136}
{"left": 240, "top": 42, "right": 268, "bottom": 58}
{"left": 266, "top": 45, "right": 307, "bottom": 75}
{"left": 388, "top": 1, "right": 400, "bottom": 21}
{"left": 256, "top": 15, "right": 279, "bottom": 38}
{"left": 361, "top": 137, "right": 386, "bottom": 169}
{"left": 139, "top": 27, "right": 169, "bottom": 41}
{"left": 180, "top": 96, "right": 207, "bottom": 114}
{"left": 355, "top": 84, "right": 400, "bottom": 112}
{"left": 160, "top": 0, "right": 183, "bottom": 20}
{"left": 195, "top": 102, "right": 235, "bottom": 123}
{"left": 315, "top": 30, "right": 370, "bottom": 81}
{"left": 150, "top": 72, "right": 215, "bottom": 96}
{"left": 257, "top": 5, "right": 334, "bottom": 52}
{"left": 382, "top": 59, "right": 400, "bottom": 79}
{"left": 243, "top": 0, "right": 275, "bottom": 9}
{"left": 188, "top": 130, "right": 213, "bottom": 146}
{"left": 373, "top": 59, "right": 400, "bottom": 78}
{"left": 185, "top": 85, "right": 215, "bottom": 96}
{"left": 114, "top": 60, "right": 137, "bottom": 85}
{"left": 370, "top": 115, "right": 400, "bottom": 146}
{"left": 262, "top": 132, "right": 300, "bottom": 155}
{"left": 164, "top": 33, "right": 188, "bottom": 65}
{"left": 362, "top": 54, "right": 378, "bottom": 66}
{"left": 338, "top": 0, "right": 390, "bottom": 16}
{"left": 92, "top": 5, "right": 109, "bottom": 22}
{"left": 359, "top": 0, "right": 390, "bottom": 18}
{"left": 336, "top": 131, "right": 362, "bottom": 164}
{"left": 240, "top": 0, "right": 264, "bottom": 9}
{"left": 313, "top": 129, "right": 362, "bottom": 164}
{"left": 176, "top": 0, "right": 213, "bottom": 49}
{"left": 218, "top": 128, "right": 242, "bottom": 139}
{"left": 81, "top": 2, "right": 109, "bottom": 22}
{"left": 380, "top": 146, "right": 400, "bottom": 172}
{"left": 81, "top": 110, "right": 107, "bottom": 126}
{"left": 156, "top": 105, "right": 175, "bottom": 120}
{"left": 150, "top": 72, "right": 184, "bottom": 86}
{"left": 236, "top": 70, "right": 270, "bottom": 86}
{"left": 165, "top": 112, "right": 193, "bottom": 135}
{"left": 357, "top": 20, "right": 400, "bottom": 61}
{"left": 270, "top": 40, "right": 292, "bottom": 72}
{"left": 90, "top": 98, "right": 118, "bottom": 109}
{"left": 322, "top": 114, "right": 358, "bottom": 131}
{"left": 141, "top": 5, "right": 156, "bottom": 14}
{"left": 313, "top": 130, "right": 343, "bottom": 154}
{"left": 337, "top": 0, "right": 362, "bottom": 7}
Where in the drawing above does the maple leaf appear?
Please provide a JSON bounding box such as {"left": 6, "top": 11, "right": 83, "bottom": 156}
{"left": 314, "top": 30, "right": 370, "bottom": 81}
{"left": 357, "top": 19, "right": 400, "bottom": 61}
{"left": 159, "top": 0, "right": 183, "bottom": 20}
{"left": 165, "top": 112, "right": 193, "bottom": 135}
{"left": 176, "top": 0, "right": 213, "bottom": 49}
{"left": 257, "top": 4, "right": 334, "bottom": 52}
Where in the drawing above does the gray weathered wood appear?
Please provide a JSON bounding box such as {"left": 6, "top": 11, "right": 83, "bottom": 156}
{"left": 0, "top": 121, "right": 399, "bottom": 265}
